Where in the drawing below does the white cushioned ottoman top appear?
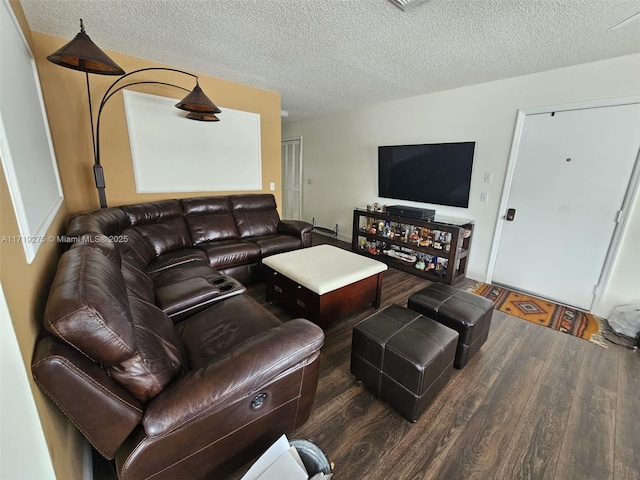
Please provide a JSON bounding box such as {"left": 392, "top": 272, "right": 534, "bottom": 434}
{"left": 262, "top": 244, "right": 388, "bottom": 295}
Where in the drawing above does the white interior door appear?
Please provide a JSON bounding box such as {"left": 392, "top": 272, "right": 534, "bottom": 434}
{"left": 492, "top": 103, "right": 640, "bottom": 310}
{"left": 281, "top": 138, "right": 303, "bottom": 220}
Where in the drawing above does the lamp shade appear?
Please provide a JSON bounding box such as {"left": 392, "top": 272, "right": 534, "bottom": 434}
{"left": 175, "top": 82, "right": 221, "bottom": 113}
{"left": 47, "top": 21, "right": 124, "bottom": 75}
{"left": 186, "top": 112, "right": 220, "bottom": 122}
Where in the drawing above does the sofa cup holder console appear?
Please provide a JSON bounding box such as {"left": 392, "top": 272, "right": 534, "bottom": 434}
{"left": 210, "top": 275, "right": 246, "bottom": 300}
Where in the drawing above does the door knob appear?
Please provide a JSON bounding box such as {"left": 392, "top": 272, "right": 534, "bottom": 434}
{"left": 506, "top": 208, "right": 516, "bottom": 221}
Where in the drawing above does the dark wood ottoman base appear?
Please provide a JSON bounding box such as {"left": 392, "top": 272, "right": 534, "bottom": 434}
{"left": 264, "top": 265, "right": 383, "bottom": 329}
{"left": 408, "top": 283, "right": 493, "bottom": 369}
{"left": 350, "top": 304, "right": 459, "bottom": 422}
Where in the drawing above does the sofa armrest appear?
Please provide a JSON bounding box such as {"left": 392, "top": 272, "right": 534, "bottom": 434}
{"left": 32, "top": 336, "right": 144, "bottom": 459}
{"left": 143, "top": 318, "right": 324, "bottom": 436}
{"left": 278, "top": 220, "right": 313, "bottom": 237}
{"left": 155, "top": 277, "right": 220, "bottom": 320}
{"left": 278, "top": 220, "right": 313, "bottom": 247}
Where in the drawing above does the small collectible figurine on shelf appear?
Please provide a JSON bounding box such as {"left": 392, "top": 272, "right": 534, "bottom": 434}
{"left": 409, "top": 227, "right": 420, "bottom": 244}
{"left": 432, "top": 230, "right": 442, "bottom": 249}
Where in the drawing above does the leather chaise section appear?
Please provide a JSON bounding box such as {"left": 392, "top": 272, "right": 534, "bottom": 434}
{"left": 178, "top": 294, "right": 282, "bottom": 368}
{"left": 144, "top": 318, "right": 324, "bottom": 436}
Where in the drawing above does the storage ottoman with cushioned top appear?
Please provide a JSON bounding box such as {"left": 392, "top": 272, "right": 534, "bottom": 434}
{"left": 263, "top": 244, "right": 387, "bottom": 329}
{"left": 350, "top": 304, "right": 459, "bottom": 422}
{"left": 408, "top": 283, "right": 493, "bottom": 369}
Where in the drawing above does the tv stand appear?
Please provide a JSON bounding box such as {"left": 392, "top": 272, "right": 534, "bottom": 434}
{"left": 351, "top": 208, "right": 474, "bottom": 285}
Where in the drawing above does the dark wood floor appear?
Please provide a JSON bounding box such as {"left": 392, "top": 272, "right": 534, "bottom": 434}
{"left": 232, "top": 234, "right": 640, "bottom": 480}
{"left": 94, "top": 234, "right": 640, "bottom": 480}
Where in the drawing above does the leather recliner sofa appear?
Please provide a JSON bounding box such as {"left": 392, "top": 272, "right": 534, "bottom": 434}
{"left": 31, "top": 194, "right": 324, "bottom": 479}
{"left": 66, "top": 193, "right": 314, "bottom": 285}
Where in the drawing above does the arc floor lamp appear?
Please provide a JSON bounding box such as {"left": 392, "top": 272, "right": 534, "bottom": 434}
{"left": 47, "top": 20, "right": 221, "bottom": 208}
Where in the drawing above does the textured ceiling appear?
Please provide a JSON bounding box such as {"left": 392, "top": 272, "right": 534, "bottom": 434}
{"left": 21, "top": 0, "right": 640, "bottom": 122}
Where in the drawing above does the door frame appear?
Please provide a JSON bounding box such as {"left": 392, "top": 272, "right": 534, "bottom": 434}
{"left": 486, "top": 95, "right": 640, "bottom": 313}
{"left": 281, "top": 136, "right": 304, "bottom": 220}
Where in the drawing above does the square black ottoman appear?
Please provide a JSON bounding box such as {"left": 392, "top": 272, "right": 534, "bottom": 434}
{"left": 350, "top": 304, "right": 459, "bottom": 422}
{"left": 408, "top": 283, "right": 493, "bottom": 369}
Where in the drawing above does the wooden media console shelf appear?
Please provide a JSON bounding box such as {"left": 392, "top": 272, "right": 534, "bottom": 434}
{"left": 351, "top": 208, "right": 474, "bottom": 285}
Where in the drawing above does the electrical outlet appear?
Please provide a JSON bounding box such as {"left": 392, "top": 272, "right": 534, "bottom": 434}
{"left": 484, "top": 172, "right": 492, "bottom": 183}
{"left": 269, "top": 182, "right": 275, "bottom": 191}
{"left": 480, "top": 192, "right": 488, "bottom": 202}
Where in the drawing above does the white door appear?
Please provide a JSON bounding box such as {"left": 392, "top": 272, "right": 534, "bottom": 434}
{"left": 492, "top": 103, "right": 640, "bottom": 310}
{"left": 281, "top": 138, "right": 303, "bottom": 220}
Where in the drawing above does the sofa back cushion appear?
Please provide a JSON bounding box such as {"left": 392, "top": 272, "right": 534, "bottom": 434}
{"left": 109, "top": 297, "right": 185, "bottom": 401}
{"left": 230, "top": 194, "right": 281, "bottom": 238}
{"left": 181, "top": 197, "right": 240, "bottom": 245}
{"left": 120, "top": 200, "right": 192, "bottom": 256}
{"left": 70, "top": 234, "right": 122, "bottom": 267}
{"left": 121, "top": 261, "right": 156, "bottom": 303}
{"left": 44, "top": 245, "right": 185, "bottom": 402}
{"left": 117, "top": 228, "right": 157, "bottom": 270}
{"left": 67, "top": 207, "right": 130, "bottom": 237}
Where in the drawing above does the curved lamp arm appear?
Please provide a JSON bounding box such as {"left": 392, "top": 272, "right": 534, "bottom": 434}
{"left": 92, "top": 68, "right": 220, "bottom": 208}
{"left": 46, "top": 22, "right": 222, "bottom": 209}
{"left": 95, "top": 80, "right": 190, "bottom": 166}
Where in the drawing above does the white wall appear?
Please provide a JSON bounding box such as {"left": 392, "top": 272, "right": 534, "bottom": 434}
{"left": 282, "top": 53, "right": 640, "bottom": 317}
{"left": 0, "top": 284, "right": 56, "bottom": 480}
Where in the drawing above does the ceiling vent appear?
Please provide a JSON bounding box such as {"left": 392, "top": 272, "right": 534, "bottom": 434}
{"left": 387, "top": 0, "right": 429, "bottom": 11}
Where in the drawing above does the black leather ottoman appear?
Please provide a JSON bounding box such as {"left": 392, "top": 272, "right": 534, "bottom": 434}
{"left": 350, "top": 304, "right": 459, "bottom": 422}
{"left": 408, "top": 283, "right": 493, "bottom": 369}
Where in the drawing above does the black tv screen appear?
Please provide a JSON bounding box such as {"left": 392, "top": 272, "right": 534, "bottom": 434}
{"left": 378, "top": 142, "right": 475, "bottom": 208}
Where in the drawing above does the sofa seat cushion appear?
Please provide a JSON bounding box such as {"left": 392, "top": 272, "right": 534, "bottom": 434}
{"left": 250, "top": 234, "right": 302, "bottom": 257}
{"left": 146, "top": 249, "right": 209, "bottom": 274}
{"left": 177, "top": 295, "right": 281, "bottom": 369}
{"left": 197, "top": 239, "right": 261, "bottom": 269}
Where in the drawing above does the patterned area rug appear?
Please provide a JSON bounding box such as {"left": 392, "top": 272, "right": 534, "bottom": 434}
{"left": 473, "top": 283, "right": 604, "bottom": 345}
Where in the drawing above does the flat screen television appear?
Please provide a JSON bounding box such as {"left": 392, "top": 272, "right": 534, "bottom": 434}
{"left": 378, "top": 141, "right": 475, "bottom": 208}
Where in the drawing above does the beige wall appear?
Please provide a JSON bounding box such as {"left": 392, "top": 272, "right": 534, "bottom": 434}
{"left": 2, "top": 3, "right": 282, "bottom": 478}
{"left": 283, "top": 53, "right": 640, "bottom": 318}
{"left": 32, "top": 31, "right": 282, "bottom": 214}
{"left": 19, "top": 17, "right": 282, "bottom": 223}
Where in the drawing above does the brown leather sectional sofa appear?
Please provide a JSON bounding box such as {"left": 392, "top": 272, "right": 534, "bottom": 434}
{"left": 31, "top": 194, "right": 325, "bottom": 479}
